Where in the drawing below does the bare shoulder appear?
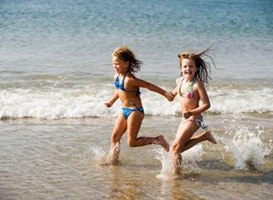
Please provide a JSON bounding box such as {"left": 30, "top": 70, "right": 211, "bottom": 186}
{"left": 128, "top": 75, "right": 154, "bottom": 88}
{"left": 194, "top": 79, "right": 206, "bottom": 91}
{"left": 125, "top": 73, "right": 141, "bottom": 87}
{"left": 194, "top": 79, "right": 204, "bottom": 86}
{"left": 175, "top": 77, "right": 182, "bottom": 85}
{"left": 130, "top": 76, "right": 146, "bottom": 86}
{"left": 126, "top": 73, "right": 137, "bottom": 82}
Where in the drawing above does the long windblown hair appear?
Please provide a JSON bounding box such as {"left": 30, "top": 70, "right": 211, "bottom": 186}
{"left": 178, "top": 48, "right": 216, "bottom": 84}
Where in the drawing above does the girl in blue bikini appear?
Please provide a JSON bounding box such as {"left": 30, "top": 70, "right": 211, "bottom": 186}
{"left": 104, "top": 46, "right": 173, "bottom": 164}
{"left": 170, "top": 49, "right": 217, "bottom": 175}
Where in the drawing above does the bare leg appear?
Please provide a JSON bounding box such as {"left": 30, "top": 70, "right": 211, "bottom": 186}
{"left": 107, "top": 142, "right": 120, "bottom": 165}
{"left": 153, "top": 135, "right": 170, "bottom": 152}
{"left": 171, "top": 120, "right": 218, "bottom": 174}
{"left": 103, "top": 113, "right": 127, "bottom": 165}
{"left": 171, "top": 121, "right": 199, "bottom": 175}
{"left": 126, "top": 111, "right": 169, "bottom": 152}
{"left": 173, "top": 153, "right": 182, "bottom": 175}
{"left": 206, "top": 130, "right": 217, "bottom": 144}
{"left": 181, "top": 130, "right": 217, "bottom": 153}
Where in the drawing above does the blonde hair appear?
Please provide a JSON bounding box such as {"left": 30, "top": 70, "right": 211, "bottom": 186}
{"left": 178, "top": 49, "right": 215, "bottom": 84}
{"left": 112, "top": 46, "right": 142, "bottom": 74}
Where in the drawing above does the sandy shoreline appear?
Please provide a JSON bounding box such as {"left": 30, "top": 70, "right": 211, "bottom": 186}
{"left": 0, "top": 114, "right": 272, "bottom": 199}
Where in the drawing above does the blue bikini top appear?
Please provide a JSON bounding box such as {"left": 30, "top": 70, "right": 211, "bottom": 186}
{"left": 114, "top": 72, "right": 141, "bottom": 96}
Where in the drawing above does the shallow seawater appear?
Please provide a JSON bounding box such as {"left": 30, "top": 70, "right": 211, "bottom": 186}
{"left": 1, "top": 0, "right": 273, "bottom": 199}
{"left": 0, "top": 116, "right": 272, "bottom": 200}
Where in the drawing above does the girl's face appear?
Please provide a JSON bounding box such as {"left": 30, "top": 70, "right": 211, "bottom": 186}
{"left": 181, "top": 58, "right": 197, "bottom": 79}
{"left": 112, "top": 55, "right": 129, "bottom": 74}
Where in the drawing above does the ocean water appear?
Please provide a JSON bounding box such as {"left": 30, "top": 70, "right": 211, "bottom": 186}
{"left": 0, "top": 0, "right": 273, "bottom": 199}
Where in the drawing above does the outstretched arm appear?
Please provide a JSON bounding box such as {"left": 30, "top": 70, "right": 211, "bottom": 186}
{"left": 134, "top": 78, "right": 174, "bottom": 101}
{"left": 105, "top": 89, "right": 119, "bottom": 107}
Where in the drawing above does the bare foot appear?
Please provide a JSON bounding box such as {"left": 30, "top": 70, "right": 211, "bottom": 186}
{"left": 100, "top": 143, "right": 120, "bottom": 166}
{"left": 155, "top": 135, "right": 169, "bottom": 152}
{"left": 205, "top": 130, "right": 217, "bottom": 144}
{"left": 100, "top": 154, "right": 119, "bottom": 166}
{"left": 100, "top": 159, "right": 119, "bottom": 166}
{"left": 172, "top": 168, "right": 180, "bottom": 178}
{"left": 99, "top": 157, "right": 112, "bottom": 166}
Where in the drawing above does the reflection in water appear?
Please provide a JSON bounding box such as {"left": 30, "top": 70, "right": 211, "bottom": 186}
{"left": 160, "top": 178, "right": 203, "bottom": 200}
{"left": 0, "top": 118, "right": 272, "bottom": 199}
{"left": 108, "top": 166, "right": 145, "bottom": 199}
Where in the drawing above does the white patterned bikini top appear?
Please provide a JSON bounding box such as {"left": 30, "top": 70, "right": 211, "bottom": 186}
{"left": 177, "top": 77, "right": 196, "bottom": 98}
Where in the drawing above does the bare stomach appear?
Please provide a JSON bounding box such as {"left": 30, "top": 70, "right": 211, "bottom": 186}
{"left": 119, "top": 96, "right": 142, "bottom": 108}
{"left": 180, "top": 100, "right": 200, "bottom": 119}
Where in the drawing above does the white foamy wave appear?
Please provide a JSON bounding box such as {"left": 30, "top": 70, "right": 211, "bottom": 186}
{"left": 209, "top": 87, "right": 273, "bottom": 114}
{"left": 0, "top": 88, "right": 118, "bottom": 119}
{"left": 0, "top": 88, "right": 180, "bottom": 120}
{"left": 142, "top": 91, "right": 179, "bottom": 116}
{"left": 1, "top": 85, "right": 272, "bottom": 120}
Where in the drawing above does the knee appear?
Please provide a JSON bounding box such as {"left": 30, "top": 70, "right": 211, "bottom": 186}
{"left": 127, "top": 138, "right": 137, "bottom": 147}
{"left": 171, "top": 143, "right": 181, "bottom": 155}
{"left": 111, "top": 133, "right": 121, "bottom": 144}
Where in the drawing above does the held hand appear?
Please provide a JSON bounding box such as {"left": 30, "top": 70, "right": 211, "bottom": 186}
{"left": 183, "top": 111, "right": 192, "bottom": 119}
{"left": 165, "top": 91, "right": 174, "bottom": 102}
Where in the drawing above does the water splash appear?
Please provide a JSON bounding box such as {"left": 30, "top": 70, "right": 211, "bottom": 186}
{"left": 154, "top": 145, "right": 203, "bottom": 180}
{"left": 79, "top": 145, "right": 108, "bottom": 164}
{"left": 90, "top": 146, "right": 107, "bottom": 160}
{"left": 154, "top": 150, "right": 173, "bottom": 180}
{"left": 221, "top": 115, "right": 272, "bottom": 170}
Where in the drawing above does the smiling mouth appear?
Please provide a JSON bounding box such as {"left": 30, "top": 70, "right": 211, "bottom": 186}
{"left": 184, "top": 71, "right": 192, "bottom": 75}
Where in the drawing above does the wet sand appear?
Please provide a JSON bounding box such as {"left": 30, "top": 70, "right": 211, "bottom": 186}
{"left": 0, "top": 115, "right": 272, "bottom": 199}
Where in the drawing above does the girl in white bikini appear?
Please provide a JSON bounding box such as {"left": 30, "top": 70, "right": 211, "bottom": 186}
{"left": 170, "top": 49, "right": 217, "bottom": 175}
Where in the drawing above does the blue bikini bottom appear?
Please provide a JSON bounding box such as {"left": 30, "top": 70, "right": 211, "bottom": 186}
{"left": 121, "top": 107, "right": 144, "bottom": 119}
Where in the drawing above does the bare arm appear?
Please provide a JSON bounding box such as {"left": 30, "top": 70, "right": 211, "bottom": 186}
{"left": 105, "top": 89, "right": 119, "bottom": 107}
{"left": 134, "top": 78, "right": 174, "bottom": 101}
{"left": 105, "top": 74, "right": 120, "bottom": 107}
{"left": 170, "top": 77, "right": 181, "bottom": 97}
{"left": 171, "top": 87, "right": 178, "bottom": 97}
